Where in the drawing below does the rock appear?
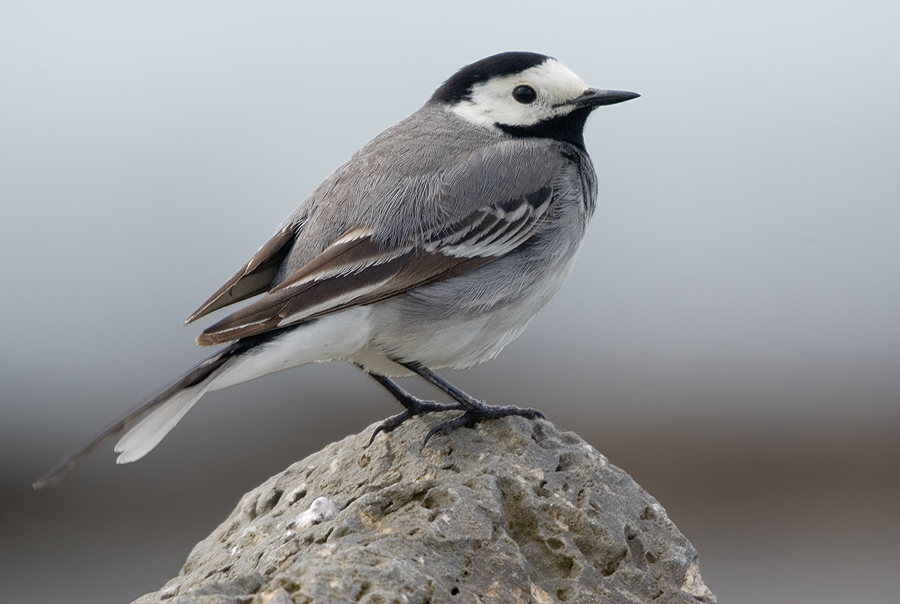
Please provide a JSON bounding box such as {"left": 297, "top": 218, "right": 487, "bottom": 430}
{"left": 132, "top": 415, "right": 716, "bottom": 604}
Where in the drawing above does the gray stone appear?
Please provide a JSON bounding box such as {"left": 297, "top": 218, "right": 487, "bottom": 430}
{"left": 132, "top": 415, "right": 716, "bottom": 604}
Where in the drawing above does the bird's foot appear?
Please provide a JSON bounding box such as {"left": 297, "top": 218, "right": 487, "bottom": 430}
{"left": 423, "top": 403, "right": 545, "bottom": 445}
{"left": 367, "top": 368, "right": 545, "bottom": 446}
{"left": 368, "top": 397, "right": 467, "bottom": 446}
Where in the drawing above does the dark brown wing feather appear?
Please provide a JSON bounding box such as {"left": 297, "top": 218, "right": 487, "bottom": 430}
{"left": 185, "top": 225, "right": 297, "bottom": 324}
{"left": 196, "top": 229, "right": 492, "bottom": 345}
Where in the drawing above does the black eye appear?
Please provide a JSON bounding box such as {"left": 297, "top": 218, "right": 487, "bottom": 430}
{"left": 512, "top": 85, "right": 537, "bottom": 104}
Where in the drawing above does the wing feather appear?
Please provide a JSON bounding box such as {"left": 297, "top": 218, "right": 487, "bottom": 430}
{"left": 186, "top": 225, "right": 297, "bottom": 324}
{"left": 195, "top": 186, "right": 554, "bottom": 346}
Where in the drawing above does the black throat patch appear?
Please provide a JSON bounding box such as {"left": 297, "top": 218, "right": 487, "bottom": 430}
{"left": 496, "top": 107, "right": 593, "bottom": 150}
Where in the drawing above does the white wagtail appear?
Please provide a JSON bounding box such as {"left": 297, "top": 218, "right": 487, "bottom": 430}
{"left": 34, "top": 52, "right": 638, "bottom": 488}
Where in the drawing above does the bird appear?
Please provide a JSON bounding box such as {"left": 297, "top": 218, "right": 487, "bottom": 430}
{"left": 33, "top": 51, "right": 638, "bottom": 489}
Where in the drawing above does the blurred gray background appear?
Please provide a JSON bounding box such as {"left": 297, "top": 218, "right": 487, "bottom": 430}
{"left": 2, "top": 2, "right": 898, "bottom": 603}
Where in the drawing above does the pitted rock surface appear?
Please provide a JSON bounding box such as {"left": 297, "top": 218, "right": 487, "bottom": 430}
{"left": 132, "top": 416, "right": 716, "bottom": 604}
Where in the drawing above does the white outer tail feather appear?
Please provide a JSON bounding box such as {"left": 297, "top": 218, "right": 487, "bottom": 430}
{"left": 114, "top": 381, "right": 214, "bottom": 464}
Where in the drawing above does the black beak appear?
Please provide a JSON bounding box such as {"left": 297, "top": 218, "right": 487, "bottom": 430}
{"left": 570, "top": 88, "right": 640, "bottom": 108}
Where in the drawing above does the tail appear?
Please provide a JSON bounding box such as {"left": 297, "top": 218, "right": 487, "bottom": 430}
{"left": 33, "top": 309, "right": 374, "bottom": 489}
{"left": 32, "top": 338, "right": 257, "bottom": 490}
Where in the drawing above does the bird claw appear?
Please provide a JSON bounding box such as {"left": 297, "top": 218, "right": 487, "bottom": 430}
{"left": 421, "top": 404, "right": 546, "bottom": 445}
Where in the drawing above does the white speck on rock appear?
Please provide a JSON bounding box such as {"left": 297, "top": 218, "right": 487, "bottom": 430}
{"left": 288, "top": 496, "right": 339, "bottom": 531}
{"left": 681, "top": 562, "right": 713, "bottom": 598}
{"left": 530, "top": 583, "right": 553, "bottom": 604}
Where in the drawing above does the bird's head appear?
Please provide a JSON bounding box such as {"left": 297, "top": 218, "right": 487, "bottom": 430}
{"left": 431, "top": 51, "right": 639, "bottom": 149}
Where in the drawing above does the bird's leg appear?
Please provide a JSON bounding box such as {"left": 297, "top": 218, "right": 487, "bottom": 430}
{"left": 366, "top": 373, "right": 466, "bottom": 445}
{"left": 398, "top": 361, "right": 545, "bottom": 443}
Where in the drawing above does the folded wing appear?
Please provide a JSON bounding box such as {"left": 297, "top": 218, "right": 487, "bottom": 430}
{"left": 195, "top": 186, "right": 554, "bottom": 346}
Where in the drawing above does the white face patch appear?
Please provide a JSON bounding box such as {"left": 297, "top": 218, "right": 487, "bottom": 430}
{"left": 450, "top": 59, "right": 590, "bottom": 129}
